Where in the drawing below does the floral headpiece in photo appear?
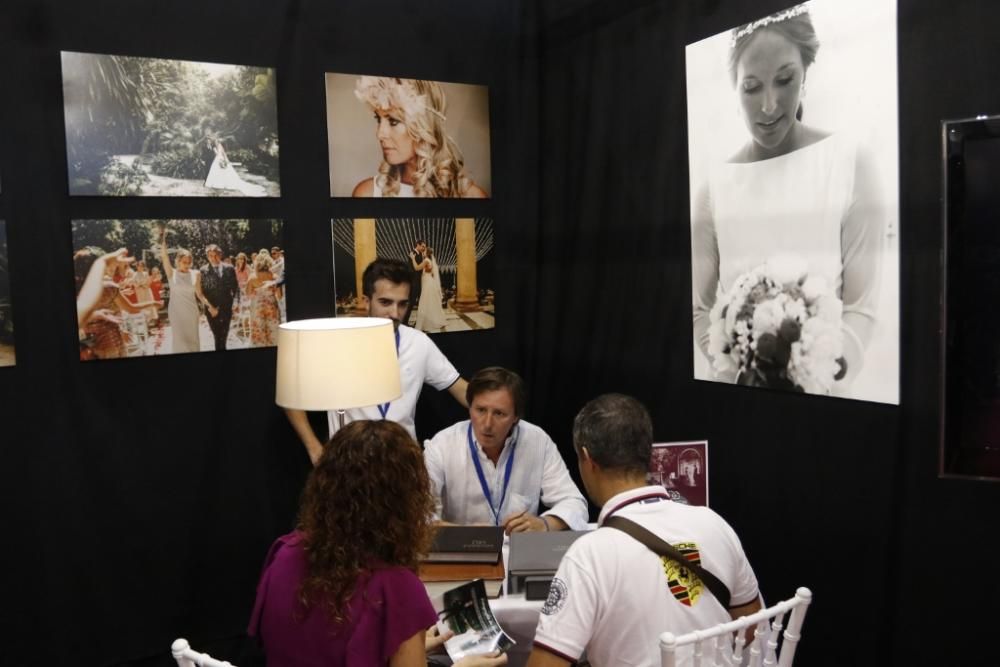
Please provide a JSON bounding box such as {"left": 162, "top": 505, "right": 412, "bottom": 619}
{"left": 354, "top": 76, "right": 446, "bottom": 123}
{"left": 730, "top": 2, "right": 810, "bottom": 48}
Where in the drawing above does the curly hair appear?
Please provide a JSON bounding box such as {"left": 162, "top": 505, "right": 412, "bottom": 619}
{"left": 297, "top": 420, "right": 435, "bottom": 624}
{"left": 253, "top": 250, "right": 274, "bottom": 272}
{"left": 355, "top": 76, "right": 474, "bottom": 198}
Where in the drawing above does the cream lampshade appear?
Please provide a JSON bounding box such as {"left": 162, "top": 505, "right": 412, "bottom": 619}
{"left": 275, "top": 317, "right": 401, "bottom": 413}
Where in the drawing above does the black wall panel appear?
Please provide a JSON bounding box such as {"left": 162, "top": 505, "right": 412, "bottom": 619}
{"left": 2, "top": 0, "right": 999, "bottom": 665}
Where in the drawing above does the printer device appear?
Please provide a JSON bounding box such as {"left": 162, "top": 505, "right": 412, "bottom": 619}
{"left": 507, "top": 530, "right": 587, "bottom": 599}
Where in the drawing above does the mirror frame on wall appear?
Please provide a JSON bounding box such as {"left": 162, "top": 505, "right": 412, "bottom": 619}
{"left": 940, "top": 114, "right": 1000, "bottom": 481}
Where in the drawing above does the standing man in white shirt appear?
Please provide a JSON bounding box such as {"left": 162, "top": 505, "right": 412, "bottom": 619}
{"left": 423, "top": 367, "right": 588, "bottom": 533}
{"left": 284, "top": 258, "right": 468, "bottom": 464}
{"left": 527, "top": 394, "right": 762, "bottom": 667}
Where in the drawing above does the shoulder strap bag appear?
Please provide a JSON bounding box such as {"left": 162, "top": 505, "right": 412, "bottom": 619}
{"left": 602, "top": 515, "right": 732, "bottom": 609}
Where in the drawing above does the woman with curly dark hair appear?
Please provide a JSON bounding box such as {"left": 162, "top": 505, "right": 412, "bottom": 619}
{"left": 249, "top": 419, "right": 506, "bottom": 667}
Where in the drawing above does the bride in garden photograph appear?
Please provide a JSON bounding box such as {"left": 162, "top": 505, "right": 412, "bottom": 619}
{"left": 203, "top": 137, "right": 267, "bottom": 197}
{"left": 61, "top": 51, "right": 280, "bottom": 197}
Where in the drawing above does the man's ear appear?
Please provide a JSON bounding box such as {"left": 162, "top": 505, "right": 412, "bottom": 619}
{"left": 360, "top": 294, "right": 370, "bottom": 309}
{"left": 579, "top": 445, "right": 594, "bottom": 467}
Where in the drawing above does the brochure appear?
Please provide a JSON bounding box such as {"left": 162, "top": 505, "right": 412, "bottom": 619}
{"left": 436, "top": 579, "right": 516, "bottom": 660}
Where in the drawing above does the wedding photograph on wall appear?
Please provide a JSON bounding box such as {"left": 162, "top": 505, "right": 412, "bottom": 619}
{"left": 331, "top": 217, "right": 495, "bottom": 334}
{"left": 649, "top": 441, "right": 708, "bottom": 507}
{"left": 61, "top": 51, "right": 280, "bottom": 197}
{"left": 686, "top": 0, "right": 899, "bottom": 404}
{"left": 0, "top": 220, "right": 14, "bottom": 367}
{"left": 73, "top": 219, "right": 286, "bottom": 360}
{"left": 325, "top": 73, "right": 491, "bottom": 198}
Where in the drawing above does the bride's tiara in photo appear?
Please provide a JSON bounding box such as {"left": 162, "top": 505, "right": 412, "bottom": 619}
{"left": 354, "top": 76, "right": 447, "bottom": 123}
{"left": 730, "top": 3, "right": 810, "bottom": 48}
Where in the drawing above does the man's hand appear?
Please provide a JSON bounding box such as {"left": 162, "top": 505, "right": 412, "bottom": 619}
{"left": 503, "top": 512, "right": 569, "bottom": 534}
{"left": 502, "top": 511, "right": 546, "bottom": 534}
{"left": 283, "top": 408, "right": 325, "bottom": 465}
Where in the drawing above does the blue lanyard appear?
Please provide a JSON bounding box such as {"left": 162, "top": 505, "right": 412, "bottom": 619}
{"left": 467, "top": 423, "right": 517, "bottom": 526}
{"left": 377, "top": 329, "right": 401, "bottom": 419}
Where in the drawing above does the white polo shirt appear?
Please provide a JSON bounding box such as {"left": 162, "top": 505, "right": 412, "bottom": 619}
{"left": 326, "top": 324, "right": 460, "bottom": 440}
{"left": 533, "top": 485, "right": 759, "bottom": 666}
{"left": 423, "top": 419, "right": 589, "bottom": 530}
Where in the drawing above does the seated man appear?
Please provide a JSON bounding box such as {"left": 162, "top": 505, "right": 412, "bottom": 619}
{"left": 528, "top": 394, "right": 761, "bottom": 667}
{"left": 423, "top": 367, "right": 588, "bottom": 533}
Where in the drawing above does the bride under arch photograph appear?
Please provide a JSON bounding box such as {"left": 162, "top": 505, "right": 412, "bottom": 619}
{"left": 331, "top": 217, "right": 495, "bottom": 334}
{"left": 61, "top": 51, "right": 280, "bottom": 197}
{"left": 686, "top": 0, "right": 899, "bottom": 404}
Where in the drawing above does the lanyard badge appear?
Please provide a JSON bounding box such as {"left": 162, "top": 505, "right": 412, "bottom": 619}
{"left": 466, "top": 423, "right": 517, "bottom": 526}
{"left": 377, "top": 329, "right": 401, "bottom": 419}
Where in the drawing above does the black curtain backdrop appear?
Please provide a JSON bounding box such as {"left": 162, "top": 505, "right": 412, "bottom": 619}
{"left": 0, "top": 0, "right": 514, "bottom": 665}
{"left": 527, "top": 0, "right": 1000, "bottom": 665}
{"left": 1, "top": 0, "right": 1000, "bottom": 665}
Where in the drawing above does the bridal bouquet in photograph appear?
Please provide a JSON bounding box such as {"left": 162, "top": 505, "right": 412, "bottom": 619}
{"left": 707, "top": 256, "right": 847, "bottom": 394}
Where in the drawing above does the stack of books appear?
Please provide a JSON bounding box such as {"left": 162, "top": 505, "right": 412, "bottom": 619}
{"left": 419, "top": 526, "right": 505, "bottom": 599}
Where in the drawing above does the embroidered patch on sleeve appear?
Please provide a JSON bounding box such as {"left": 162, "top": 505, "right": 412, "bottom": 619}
{"left": 661, "top": 542, "right": 705, "bottom": 606}
{"left": 541, "top": 577, "right": 568, "bottom": 615}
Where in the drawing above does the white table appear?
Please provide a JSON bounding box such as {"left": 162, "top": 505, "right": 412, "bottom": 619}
{"left": 427, "top": 530, "right": 595, "bottom": 666}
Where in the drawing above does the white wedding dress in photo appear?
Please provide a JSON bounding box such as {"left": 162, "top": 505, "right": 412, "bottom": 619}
{"left": 204, "top": 155, "right": 266, "bottom": 197}
{"left": 415, "top": 259, "right": 447, "bottom": 332}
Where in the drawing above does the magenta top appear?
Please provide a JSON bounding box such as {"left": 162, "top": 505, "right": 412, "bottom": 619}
{"left": 248, "top": 531, "right": 436, "bottom": 666}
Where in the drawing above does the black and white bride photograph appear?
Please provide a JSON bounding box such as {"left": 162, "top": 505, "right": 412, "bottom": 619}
{"left": 331, "top": 217, "right": 495, "bottom": 334}
{"left": 61, "top": 51, "right": 280, "bottom": 197}
{"left": 686, "top": 0, "right": 899, "bottom": 404}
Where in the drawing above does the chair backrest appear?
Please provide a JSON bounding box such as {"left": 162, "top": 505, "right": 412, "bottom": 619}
{"left": 659, "top": 587, "right": 812, "bottom": 667}
{"left": 171, "top": 638, "right": 237, "bottom": 667}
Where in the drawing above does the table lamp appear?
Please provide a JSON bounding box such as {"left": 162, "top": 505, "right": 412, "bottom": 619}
{"left": 275, "top": 317, "right": 402, "bottom": 429}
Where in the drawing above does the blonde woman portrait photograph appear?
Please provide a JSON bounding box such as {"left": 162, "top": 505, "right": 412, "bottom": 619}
{"left": 326, "top": 73, "right": 491, "bottom": 198}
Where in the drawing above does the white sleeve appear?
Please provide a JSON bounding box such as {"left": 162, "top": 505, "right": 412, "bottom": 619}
{"left": 538, "top": 434, "right": 589, "bottom": 530}
{"left": 532, "top": 549, "right": 597, "bottom": 661}
{"left": 420, "top": 335, "right": 461, "bottom": 391}
{"left": 716, "top": 514, "right": 760, "bottom": 607}
{"left": 423, "top": 434, "right": 447, "bottom": 522}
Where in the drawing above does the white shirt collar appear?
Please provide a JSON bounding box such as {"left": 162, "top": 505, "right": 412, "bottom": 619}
{"left": 598, "top": 485, "right": 670, "bottom": 525}
{"left": 470, "top": 421, "right": 520, "bottom": 463}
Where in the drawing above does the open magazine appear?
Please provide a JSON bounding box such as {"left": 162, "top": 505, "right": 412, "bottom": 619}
{"left": 436, "top": 579, "right": 516, "bottom": 660}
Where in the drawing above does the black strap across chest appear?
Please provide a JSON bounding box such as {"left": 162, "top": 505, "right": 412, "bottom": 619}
{"left": 602, "top": 515, "right": 732, "bottom": 609}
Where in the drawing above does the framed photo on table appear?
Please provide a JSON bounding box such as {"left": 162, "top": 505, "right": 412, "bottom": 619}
{"left": 649, "top": 441, "right": 708, "bottom": 507}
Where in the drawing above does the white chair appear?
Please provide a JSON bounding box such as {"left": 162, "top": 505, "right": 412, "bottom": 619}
{"left": 660, "top": 587, "right": 812, "bottom": 667}
{"left": 171, "top": 638, "right": 236, "bottom": 667}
